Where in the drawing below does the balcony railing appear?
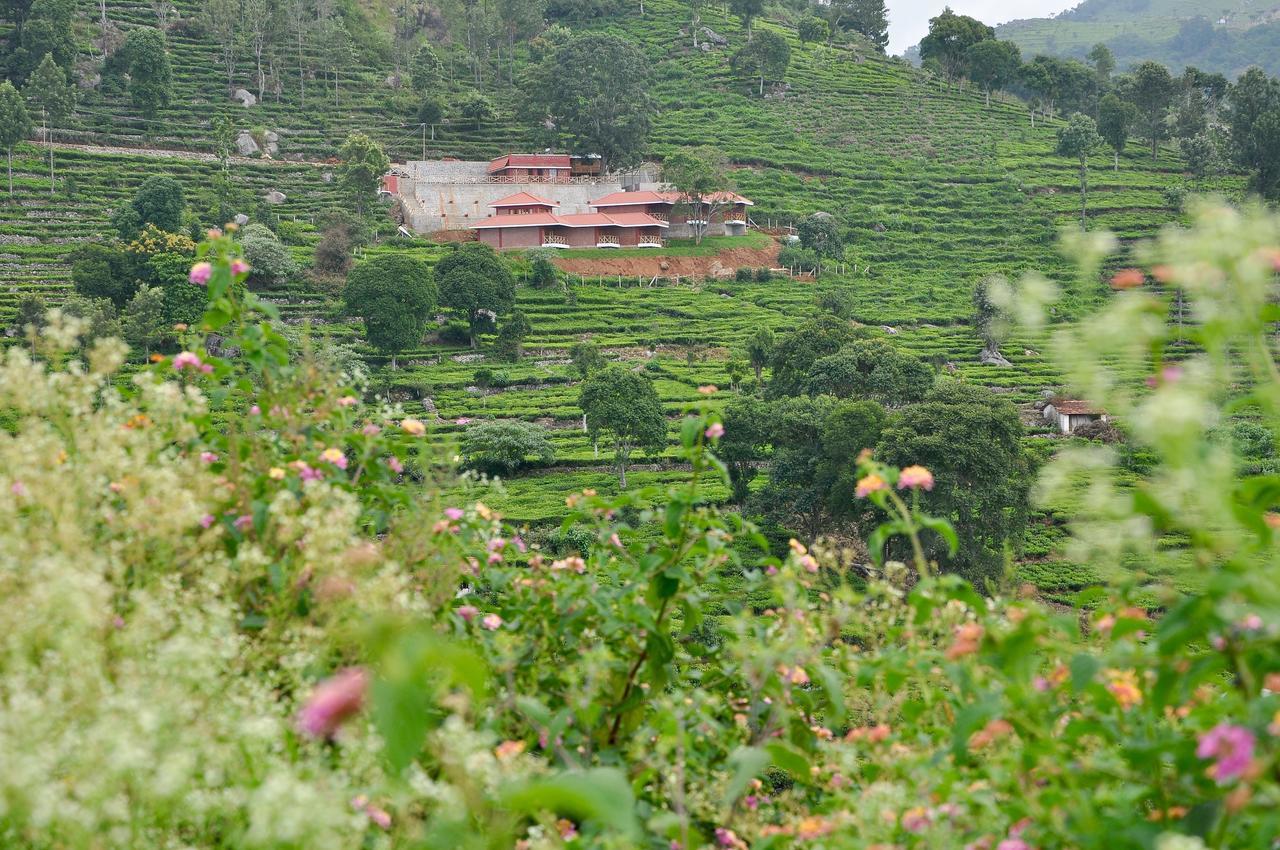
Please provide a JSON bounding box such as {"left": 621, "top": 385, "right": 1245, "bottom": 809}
{"left": 542, "top": 232, "right": 568, "bottom": 248}
{"left": 596, "top": 234, "right": 620, "bottom": 248}
{"left": 647, "top": 211, "right": 669, "bottom": 222}
{"left": 637, "top": 236, "right": 664, "bottom": 248}
{"left": 725, "top": 208, "right": 748, "bottom": 224}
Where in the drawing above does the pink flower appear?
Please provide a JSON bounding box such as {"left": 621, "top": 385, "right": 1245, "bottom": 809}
{"left": 455, "top": 417, "right": 473, "bottom": 425}
{"left": 296, "top": 667, "right": 369, "bottom": 739}
{"left": 362, "top": 423, "right": 382, "bottom": 436}
{"left": 320, "top": 447, "right": 348, "bottom": 470}
{"left": 897, "top": 465, "right": 935, "bottom": 491}
{"left": 173, "top": 351, "right": 203, "bottom": 371}
{"left": 365, "top": 805, "right": 391, "bottom": 830}
{"left": 200, "top": 451, "right": 219, "bottom": 464}
{"left": 230, "top": 258, "right": 250, "bottom": 276}
{"left": 997, "top": 841, "right": 1031, "bottom": 850}
{"left": 189, "top": 262, "right": 213, "bottom": 285}
{"left": 705, "top": 422, "right": 725, "bottom": 439}
{"left": 200, "top": 513, "right": 216, "bottom": 529}
{"left": 249, "top": 405, "right": 261, "bottom": 415}
{"left": 1197, "top": 723, "right": 1256, "bottom": 782}
{"left": 457, "top": 605, "right": 479, "bottom": 622}
{"left": 902, "top": 807, "right": 932, "bottom": 833}
{"left": 337, "top": 395, "right": 358, "bottom": 407}
{"left": 386, "top": 456, "right": 404, "bottom": 474}
{"left": 1239, "top": 613, "right": 1264, "bottom": 631}
{"left": 233, "top": 514, "right": 254, "bottom": 532}
{"left": 444, "top": 507, "right": 464, "bottom": 521}
{"left": 481, "top": 613, "right": 502, "bottom": 630}
{"left": 10, "top": 481, "right": 27, "bottom": 497}
{"left": 799, "top": 554, "right": 820, "bottom": 573}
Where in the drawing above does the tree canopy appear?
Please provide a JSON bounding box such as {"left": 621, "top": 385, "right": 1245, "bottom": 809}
{"left": 919, "top": 9, "right": 994, "bottom": 81}
{"left": 661, "top": 147, "right": 731, "bottom": 244}
{"left": 337, "top": 132, "right": 390, "bottom": 217}
{"left": 578, "top": 366, "right": 667, "bottom": 486}
{"left": 523, "top": 33, "right": 652, "bottom": 172}
{"left": 732, "top": 29, "right": 790, "bottom": 96}
{"left": 123, "top": 27, "right": 173, "bottom": 120}
{"left": 461, "top": 420, "right": 555, "bottom": 476}
{"left": 343, "top": 254, "right": 437, "bottom": 368}
{"left": 132, "top": 176, "right": 186, "bottom": 234}
{"left": 435, "top": 243, "right": 516, "bottom": 348}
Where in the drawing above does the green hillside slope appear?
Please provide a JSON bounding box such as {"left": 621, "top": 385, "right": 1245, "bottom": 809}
{"left": 0, "top": 0, "right": 1242, "bottom": 545}
{"left": 998, "top": 0, "right": 1280, "bottom": 77}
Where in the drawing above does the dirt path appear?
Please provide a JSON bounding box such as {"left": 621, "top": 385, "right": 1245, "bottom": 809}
{"left": 48, "top": 141, "right": 325, "bottom": 168}
{"left": 552, "top": 238, "right": 781, "bottom": 280}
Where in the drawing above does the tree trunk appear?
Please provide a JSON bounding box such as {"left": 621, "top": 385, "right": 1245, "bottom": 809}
{"left": 1114, "top": 150, "right": 1119, "bottom": 171}
{"left": 618, "top": 460, "right": 627, "bottom": 488}
{"left": 1080, "top": 162, "right": 1087, "bottom": 228}
{"left": 390, "top": 353, "right": 398, "bottom": 369}
{"left": 759, "top": 73, "right": 764, "bottom": 96}
{"left": 985, "top": 88, "right": 990, "bottom": 107}
{"left": 753, "top": 363, "right": 762, "bottom": 382}
{"left": 7, "top": 148, "right": 13, "bottom": 198}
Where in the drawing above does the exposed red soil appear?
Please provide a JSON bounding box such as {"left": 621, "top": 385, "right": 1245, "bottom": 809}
{"left": 551, "top": 238, "right": 781, "bottom": 279}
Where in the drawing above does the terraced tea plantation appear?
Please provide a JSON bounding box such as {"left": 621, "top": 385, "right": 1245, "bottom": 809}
{"left": 0, "top": 0, "right": 1240, "bottom": 596}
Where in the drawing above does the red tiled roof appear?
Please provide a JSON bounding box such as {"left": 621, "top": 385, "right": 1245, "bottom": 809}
{"left": 487, "top": 154, "right": 572, "bottom": 173}
{"left": 470, "top": 211, "right": 668, "bottom": 230}
{"left": 604, "top": 212, "right": 670, "bottom": 228}
{"left": 489, "top": 192, "right": 558, "bottom": 208}
{"left": 470, "top": 212, "right": 562, "bottom": 229}
{"left": 1053, "top": 400, "right": 1106, "bottom": 415}
{"left": 590, "top": 190, "right": 754, "bottom": 207}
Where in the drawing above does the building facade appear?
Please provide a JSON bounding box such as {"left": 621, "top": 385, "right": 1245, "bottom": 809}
{"left": 471, "top": 192, "right": 668, "bottom": 250}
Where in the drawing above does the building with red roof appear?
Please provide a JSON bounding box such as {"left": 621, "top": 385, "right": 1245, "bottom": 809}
{"left": 469, "top": 186, "right": 754, "bottom": 249}
{"left": 487, "top": 154, "right": 573, "bottom": 182}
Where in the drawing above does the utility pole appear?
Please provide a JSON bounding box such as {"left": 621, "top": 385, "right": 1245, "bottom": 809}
{"left": 421, "top": 123, "right": 425, "bottom": 161}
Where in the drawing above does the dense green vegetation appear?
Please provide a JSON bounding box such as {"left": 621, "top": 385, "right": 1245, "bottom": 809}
{"left": 998, "top": 0, "right": 1280, "bottom": 79}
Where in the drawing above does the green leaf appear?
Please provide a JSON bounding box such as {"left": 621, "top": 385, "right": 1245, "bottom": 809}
{"left": 723, "top": 746, "right": 769, "bottom": 809}
{"left": 917, "top": 514, "right": 958, "bottom": 556}
{"left": 764, "top": 740, "right": 810, "bottom": 779}
{"left": 1069, "top": 653, "right": 1099, "bottom": 694}
{"left": 501, "top": 769, "right": 640, "bottom": 837}
{"left": 814, "top": 664, "right": 847, "bottom": 725}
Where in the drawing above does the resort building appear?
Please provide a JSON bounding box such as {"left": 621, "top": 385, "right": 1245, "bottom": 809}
{"left": 469, "top": 188, "right": 755, "bottom": 249}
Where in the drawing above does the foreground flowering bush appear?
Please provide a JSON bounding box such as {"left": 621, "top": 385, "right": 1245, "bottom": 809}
{"left": 2, "top": 206, "right": 1280, "bottom": 849}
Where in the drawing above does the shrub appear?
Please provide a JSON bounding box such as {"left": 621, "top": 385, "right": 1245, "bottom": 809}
{"left": 437, "top": 320, "right": 472, "bottom": 346}
{"left": 777, "top": 244, "right": 819, "bottom": 272}
{"left": 313, "top": 224, "right": 354, "bottom": 276}
{"left": 71, "top": 241, "right": 139, "bottom": 306}
{"left": 460, "top": 420, "right": 556, "bottom": 475}
{"left": 239, "top": 223, "right": 298, "bottom": 287}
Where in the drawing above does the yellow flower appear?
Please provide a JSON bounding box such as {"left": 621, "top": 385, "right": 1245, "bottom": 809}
{"left": 400, "top": 418, "right": 426, "bottom": 436}
{"left": 1106, "top": 668, "right": 1143, "bottom": 709}
{"left": 268, "top": 467, "right": 285, "bottom": 480}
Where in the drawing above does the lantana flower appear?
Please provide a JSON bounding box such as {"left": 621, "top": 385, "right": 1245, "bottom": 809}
{"left": 897, "top": 465, "right": 935, "bottom": 491}
{"left": 296, "top": 667, "right": 369, "bottom": 739}
{"left": 1197, "top": 723, "right": 1256, "bottom": 783}
{"left": 188, "top": 262, "right": 213, "bottom": 285}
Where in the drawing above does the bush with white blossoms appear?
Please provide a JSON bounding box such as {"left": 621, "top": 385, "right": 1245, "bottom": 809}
{"left": 2, "top": 207, "right": 1280, "bottom": 849}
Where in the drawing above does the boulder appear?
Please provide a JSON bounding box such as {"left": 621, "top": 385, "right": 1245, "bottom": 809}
{"left": 384, "top": 73, "right": 402, "bottom": 89}
{"left": 700, "top": 27, "right": 728, "bottom": 45}
{"left": 232, "top": 88, "right": 256, "bottom": 107}
{"left": 263, "top": 190, "right": 287, "bottom": 205}
{"left": 233, "top": 213, "right": 250, "bottom": 226}
{"left": 263, "top": 130, "right": 279, "bottom": 156}
{"left": 321, "top": 171, "right": 334, "bottom": 184}
{"left": 235, "top": 131, "right": 259, "bottom": 156}
{"left": 979, "top": 345, "right": 1012, "bottom": 367}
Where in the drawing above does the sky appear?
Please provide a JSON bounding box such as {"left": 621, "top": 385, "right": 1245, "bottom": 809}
{"left": 888, "top": 1, "right": 1080, "bottom": 55}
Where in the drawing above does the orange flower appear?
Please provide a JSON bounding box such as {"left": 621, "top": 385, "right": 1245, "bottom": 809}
{"left": 945, "top": 623, "right": 984, "bottom": 660}
{"left": 1111, "top": 268, "right": 1146, "bottom": 289}
{"left": 969, "top": 718, "right": 1014, "bottom": 749}
{"left": 855, "top": 474, "right": 887, "bottom": 498}
{"left": 1105, "top": 668, "right": 1143, "bottom": 709}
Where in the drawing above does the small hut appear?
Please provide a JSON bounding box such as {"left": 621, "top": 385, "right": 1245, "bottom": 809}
{"left": 1043, "top": 400, "right": 1109, "bottom": 435}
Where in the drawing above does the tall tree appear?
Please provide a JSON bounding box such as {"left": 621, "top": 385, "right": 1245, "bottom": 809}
{"left": 1097, "top": 92, "right": 1137, "bottom": 170}
{"left": 728, "top": 0, "right": 763, "bottom": 40}
{"left": 11, "top": 0, "right": 75, "bottom": 82}
{"left": 337, "top": 131, "right": 390, "bottom": 218}
{"left": 841, "top": 0, "right": 889, "bottom": 53}
{"left": 23, "top": 52, "right": 74, "bottom": 196}
{"left": 1087, "top": 43, "right": 1114, "bottom": 84}
{"left": 124, "top": 27, "right": 173, "bottom": 122}
{"left": 918, "top": 8, "right": 993, "bottom": 82}
{"left": 1227, "top": 68, "right": 1280, "bottom": 198}
{"left": 1057, "top": 113, "right": 1103, "bottom": 227}
{"left": 122, "top": 284, "right": 168, "bottom": 359}
{"left": 0, "top": 81, "right": 31, "bottom": 199}
{"left": 878, "top": 382, "right": 1029, "bottom": 585}
{"left": 523, "top": 33, "right": 653, "bottom": 172}
{"left": 965, "top": 39, "right": 1020, "bottom": 106}
{"left": 203, "top": 0, "right": 242, "bottom": 94}
{"left": 410, "top": 42, "right": 443, "bottom": 93}
{"left": 745, "top": 327, "right": 774, "bottom": 384}
{"left": 732, "top": 29, "right": 790, "bottom": 96}
{"left": 1128, "top": 61, "right": 1176, "bottom": 159}
{"left": 343, "top": 254, "right": 437, "bottom": 369}
{"left": 578, "top": 366, "right": 667, "bottom": 487}
{"left": 661, "top": 146, "right": 731, "bottom": 245}
{"left": 318, "top": 18, "right": 356, "bottom": 107}
{"left": 435, "top": 243, "right": 517, "bottom": 349}
{"left": 132, "top": 175, "right": 185, "bottom": 233}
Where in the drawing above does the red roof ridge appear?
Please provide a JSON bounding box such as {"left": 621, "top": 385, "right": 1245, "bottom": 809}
{"left": 489, "top": 191, "right": 559, "bottom": 208}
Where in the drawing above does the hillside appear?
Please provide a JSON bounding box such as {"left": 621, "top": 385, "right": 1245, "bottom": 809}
{"left": 0, "top": 0, "right": 1243, "bottom": 597}
{"left": 997, "top": 0, "right": 1280, "bottom": 77}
